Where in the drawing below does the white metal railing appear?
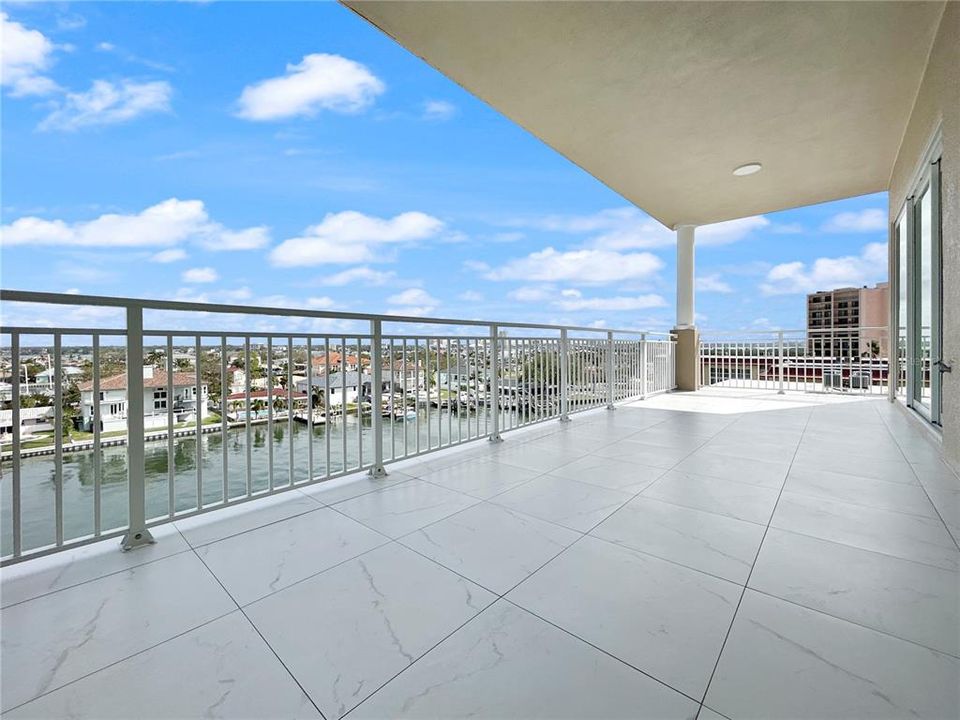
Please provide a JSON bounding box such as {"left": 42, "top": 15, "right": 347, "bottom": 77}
{"left": 699, "top": 327, "right": 891, "bottom": 395}
{"left": 0, "top": 290, "right": 675, "bottom": 564}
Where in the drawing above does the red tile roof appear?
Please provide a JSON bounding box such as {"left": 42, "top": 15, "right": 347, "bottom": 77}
{"left": 79, "top": 370, "right": 201, "bottom": 392}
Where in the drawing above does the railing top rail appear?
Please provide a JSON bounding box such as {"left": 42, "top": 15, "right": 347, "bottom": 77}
{"left": 701, "top": 326, "right": 889, "bottom": 336}
{"left": 1, "top": 289, "right": 673, "bottom": 338}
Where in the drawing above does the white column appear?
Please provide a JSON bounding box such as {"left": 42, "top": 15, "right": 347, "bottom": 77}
{"left": 676, "top": 224, "right": 696, "bottom": 328}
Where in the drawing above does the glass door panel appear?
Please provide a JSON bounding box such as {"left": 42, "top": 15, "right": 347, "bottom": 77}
{"left": 914, "top": 185, "right": 932, "bottom": 412}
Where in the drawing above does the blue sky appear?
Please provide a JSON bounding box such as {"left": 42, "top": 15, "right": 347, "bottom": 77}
{"left": 1, "top": 2, "right": 889, "bottom": 334}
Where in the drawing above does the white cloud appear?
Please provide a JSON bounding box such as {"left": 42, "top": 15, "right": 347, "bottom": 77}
{"left": 505, "top": 207, "right": 768, "bottom": 250}
{"left": 422, "top": 99, "right": 456, "bottom": 121}
{"left": 270, "top": 211, "right": 444, "bottom": 267}
{"left": 485, "top": 247, "right": 663, "bottom": 285}
{"left": 507, "top": 286, "right": 555, "bottom": 303}
{"left": 553, "top": 293, "right": 667, "bottom": 312}
{"left": 211, "top": 226, "right": 270, "bottom": 251}
{"left": 150, "top": 248, "right": 187, "bottom": 263}
{"left": 387, "top": 288, "right": 436, "bottom": 307}
{"left": 182, "top": 266, "right": 218, "bottom": 283}
{"left": 1, "top": 12, "right": 60, "bottom": 97}
{"left": 760, "top": 242, "right": 887, "bottom": 296}
{"left": 39, "top": 79, "right": 172, "bottom": 131}
{"left": 386, "top": 287, "right": 439, "bottom": 317}
{"left": 696, "top": 274, "right": 733, "bottom": 293}
{"left": 822, "top": 208, "right": 886, "bottom": 233}
{"left": 1, "top": 198, "right": 269, "bottom": 251}
{"left": 237, "top": 53, "right": 384, "bottom": 121}
{"left": 458, "top": 290, "right": 483, "bottom": 302}
{"left": 305, "top": 296, "right": 336, "bottom": 309}
{"left": 319, "top": 266, "right": 396, "bottom": 287}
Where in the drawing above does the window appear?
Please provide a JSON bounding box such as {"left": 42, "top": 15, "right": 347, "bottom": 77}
{"left": 153, "top": 388, "right": 167, "bottom": 410}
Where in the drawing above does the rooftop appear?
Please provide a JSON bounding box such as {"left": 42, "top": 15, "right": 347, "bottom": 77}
{"left": 2, "top": 390, "right": 957, "bottom": 719}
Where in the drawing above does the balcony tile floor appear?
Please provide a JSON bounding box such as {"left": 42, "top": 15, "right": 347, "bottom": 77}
{"left": 2, "top": 390, "right": 959, "bottom": 719}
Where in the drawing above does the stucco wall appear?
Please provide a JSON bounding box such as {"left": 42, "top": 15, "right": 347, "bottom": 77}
{"left": 888, "top": 3, "right": 959, "bottom": 469}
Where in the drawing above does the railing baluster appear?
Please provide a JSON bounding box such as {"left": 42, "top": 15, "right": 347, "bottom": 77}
{"left": 266, "top": 336, "right": 273, "bottom": 491}
{"left": 167, "top": 335, "right": 175, "bottom": 517}
{"left": 324, "top": 338, "right": 331, "bottom": 475}
{"left": 288, "top": 337, "right": 294, "bottom": 486}
{"left": 559, "top": 329, "right": 570, "bottom": 422}
{"left": 244, "top": 338, "right": 252, "bottom": 496}
{"left": 93, "top": 334, "right": 102, "bottom": 537}
{"left": 489, "top": 325, "right": 502, "bottom": 442}
{"left": 54, "top": 333, "right": 63, "bottom": 547}
{"left": 223, "top": 336, "right": 230, "bottom": 501}
{"left": 121, "top": 305, "right": 154, "bottom": 550}
{"left": 307, "top": 336, "right": 314, "bottom": 482}
{"left": 196, "top": 335, "right": 203, "bottom": 509}
{"left": 11, "top": 332, "right": 21, "bottom": 557}
{"left": 369, "top": 320, "right": 386, "bottom": 477}
{"left": 340, "top": 337, "right": 347, "bottom": 470}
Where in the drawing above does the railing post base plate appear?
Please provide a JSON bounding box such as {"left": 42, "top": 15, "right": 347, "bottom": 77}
{"left": 559, "top": 415, "right": 571, "bottom": 423}
{"left": 368, "top": 464, "right": 388, "bottom": 479}
{"left": 120, "top": 528, "right": 156, "bottom": 552}
{"left": 488, "top": 434, "right": 503, "bottom": 444}
{"left": 606, "top": 404, "right": 616, "bottom": 411}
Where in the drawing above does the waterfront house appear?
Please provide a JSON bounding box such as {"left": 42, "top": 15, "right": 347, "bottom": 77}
{"left": 78, "top": 366, "right": 208, "bottom": 432}
{"left": 0, "top": 406, "right": 55, "bottom": 444}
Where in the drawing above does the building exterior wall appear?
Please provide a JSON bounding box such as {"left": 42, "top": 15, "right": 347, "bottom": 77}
{"left": 888, "top": 3, "right": 959, "bottom": 469}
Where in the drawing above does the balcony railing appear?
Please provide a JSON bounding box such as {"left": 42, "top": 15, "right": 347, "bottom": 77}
{"left": 699, "top": 326, "right": 891, "bottom": 395}
{"left": 0, "top": 289, "right": 675, "bottom": 565}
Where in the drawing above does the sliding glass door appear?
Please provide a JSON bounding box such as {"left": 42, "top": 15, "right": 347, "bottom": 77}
{"left": 897, "top": 155, "right": 942, "bottom": 425}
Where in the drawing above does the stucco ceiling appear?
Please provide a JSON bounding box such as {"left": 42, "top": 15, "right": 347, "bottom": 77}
{"left": 344, "top": 1, "right": 945, "bottom": 228}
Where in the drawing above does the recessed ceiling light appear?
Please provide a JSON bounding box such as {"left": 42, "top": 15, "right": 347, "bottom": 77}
{"left": 733, "top": 162, "right": 762, "bottom": 177}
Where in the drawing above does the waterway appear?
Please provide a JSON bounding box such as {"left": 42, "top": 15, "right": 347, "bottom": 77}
{"left": 1, "top": 406, "right": 505, "bottom": 557}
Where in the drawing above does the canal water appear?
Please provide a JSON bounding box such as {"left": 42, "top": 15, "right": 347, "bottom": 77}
{"left": 2, "top": 407, "right": 504, "bottom": 557}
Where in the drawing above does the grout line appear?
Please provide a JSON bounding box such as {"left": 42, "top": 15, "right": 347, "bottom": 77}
{"left": 745, "top": 584, "right": 960, "bottom": 661}
{"left": 873, "top": 403, "right": 960, "bottom": 552}
{"left": 190, "top": 546, "right": 328, "bottom": 719}
{"left": 0, "top": 544, "right": 197, "bottom": 610}
{"left": 693, "top": 405, "right": 815, "bottom": 717}
{"left": 1, "top": 606, "right": 240, "bottom": 714}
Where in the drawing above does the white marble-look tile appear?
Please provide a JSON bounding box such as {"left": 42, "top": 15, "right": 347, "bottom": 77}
{"left": 0, "top": 552, "right": 234, "bottom": 712}
{"left": 299, "top": 470, "right": 414, "bottom": 506}
{"left": 418, "top": 460, "right": 540, "bottom": 499}
{"left": 332, "top": 479, "right": 479, "bottom": 539}
{"left": 672, "top": 451, "right": 790, "bottom": 489}
{"left": 644, "top": 470, "right": 780, "bottom": 525}
{"left": 0, "top": 525, "right": 189, "bottom": 609}
{"left": 791, "top": 448, "right": 917, "bottom": 485}
{"left": 592, "top": 440, "right": 693, "bottom": 469}
{"left": 771, "top": 492, "right": 959, "bottom": 571}
{"left": 174, "top": 491, "right": 320, "bottom": 547}
{"left": 546, "top": 454, "right": 666, "bottom": 494}
{"left": 697, "top": 708, "right": 730, "bottom": 720}
{"left": 246, "top": 543, "right": 493, "bottom": 719}
{"left": 699, "top": 437, "right": 799, "bottom": 464}
{"left": 624, "top": 426, "right": 713, "bottom": 451}
{"left": 400, "top": 503, "right": 579, "bottom": 593}
{"left": 784, "top": 466, "right": 938, "bottom": 518}
{"left": 591, "top": 497, "right": 765, "bottom": 584}
{"left": 196, "top": 507, "right": 386, "bottom": 605}
{"left": 349, "top": 600, "right": 699, "bottom": 719}
{"left": 706, "top": 590, "right": 960, "bottom": 719}
{"left": 483, "top": 441, "right": 588, "bottom": 473}
{"left": 5, "top": 611, "right": 321, "bottom": 719}
{"left": 750, "top": 529, "right": 960, "bottom": 656}
{"left": 508, "top": 535, "right": 741, "bottom": 698}
{"left": 491, "top": 475, "right": 632, "bottom": 532}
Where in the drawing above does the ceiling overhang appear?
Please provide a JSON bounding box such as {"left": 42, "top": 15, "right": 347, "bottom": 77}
{"left": 344, "top": 1, "right": 945, "bottom": 227}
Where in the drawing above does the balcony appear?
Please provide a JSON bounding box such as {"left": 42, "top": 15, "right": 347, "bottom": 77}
{"left": 2, "top": 292, "right": 958, "bottom": 719}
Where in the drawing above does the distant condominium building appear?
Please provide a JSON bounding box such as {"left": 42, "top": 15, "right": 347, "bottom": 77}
{"left": 807, "top": 282, "right": 889, "bottom": 358}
